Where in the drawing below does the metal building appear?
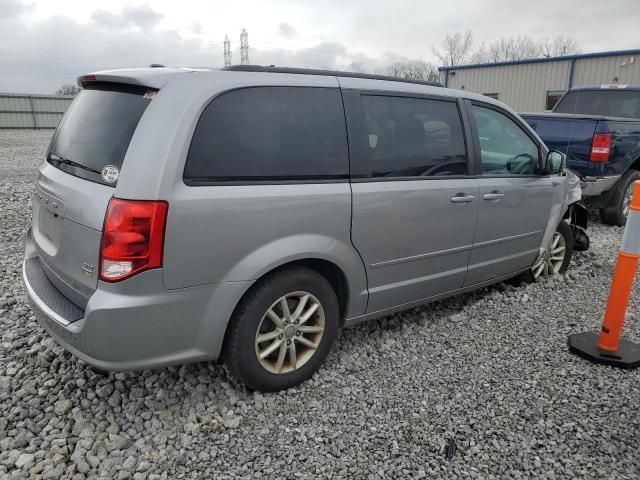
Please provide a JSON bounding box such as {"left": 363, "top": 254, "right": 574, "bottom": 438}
{"left": 439, "top": 48, "right": 640, "bottom": 112}
{"left": 0, "top": 93, "right": 73, "bottom": 129}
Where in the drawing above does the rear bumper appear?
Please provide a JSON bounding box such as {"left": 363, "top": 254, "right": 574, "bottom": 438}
{"left": 23, "top": 234, "right": 252, "bottom": 371}
{"left": 581, "top": 175, "right": 619, "bottom": 197}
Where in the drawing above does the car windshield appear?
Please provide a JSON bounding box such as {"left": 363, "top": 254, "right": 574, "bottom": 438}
{"left": 554, "top": 90, "right": 640, "bottom": 119}
{"left": 47, "top": 83, "right": 153, "bottom": 186}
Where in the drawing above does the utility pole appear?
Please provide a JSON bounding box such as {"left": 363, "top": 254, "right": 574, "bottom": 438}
{"left": 240, "top": 29, "right": 250, "bottom": 65}
{"left": 223, "top": 35, "right": 232, "bottom": 66}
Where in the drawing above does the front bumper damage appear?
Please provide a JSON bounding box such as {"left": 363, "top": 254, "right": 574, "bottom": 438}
{"left": 566, "top": 169, "right": 589, "bottom": 251}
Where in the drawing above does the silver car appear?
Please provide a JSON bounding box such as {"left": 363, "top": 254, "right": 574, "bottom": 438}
{"left": 23, "top": 65, "right": 584, "bottom": 391}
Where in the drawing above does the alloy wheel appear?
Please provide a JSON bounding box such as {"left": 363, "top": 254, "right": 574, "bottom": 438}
{"left": 531, "top": 231, "right": 566, "bottom": 280}
{"left": 254, "top": 291, "right": 325, "bottom": 374}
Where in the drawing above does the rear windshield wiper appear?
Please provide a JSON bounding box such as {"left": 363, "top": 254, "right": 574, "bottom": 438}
{"left": 48, "top": 154, "right": 102, "bottom": 176}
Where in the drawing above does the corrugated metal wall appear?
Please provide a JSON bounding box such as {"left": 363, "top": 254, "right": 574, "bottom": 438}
{"left": 0, "top": 94, "right": 73, "bottom": 129}
{"left": 572, "top": 54, "right": 640, "bottom": 86}
{"left": 443, "top": 60, "right": 571, "bottom": 112}
{"left": 439, "top": 52, "right": 640, "bottom": 112}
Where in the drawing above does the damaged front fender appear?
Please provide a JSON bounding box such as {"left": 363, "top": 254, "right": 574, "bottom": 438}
{"left": 564, "top": 169, "right": 590, "bottom": 251}
{"left": 567, "top": 202, "right": 590, "bottom": 251}
{"left": 538, "top": 169, "right": 590, "bottom": 267}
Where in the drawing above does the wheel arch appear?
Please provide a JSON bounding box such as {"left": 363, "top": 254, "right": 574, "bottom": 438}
{"left": 221, "top": 234, "right": 368, "bottom": 320}
{"left": 220, "top": 258, "right": 354, "bottom": 364}
{"left": 251, "top": 258, "right": 351, "bottom": 324}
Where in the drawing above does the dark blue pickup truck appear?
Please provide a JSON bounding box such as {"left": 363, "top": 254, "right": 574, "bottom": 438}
{"left": 522, "top": 85, "right": 640, "bottom": 226}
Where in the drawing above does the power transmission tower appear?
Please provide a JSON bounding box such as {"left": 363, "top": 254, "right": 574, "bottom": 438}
{"left": 223, "top": 35, "right": 232, "bottom": 66}
{"left": 240, "top": 29, "right": 250, "bottom": 65}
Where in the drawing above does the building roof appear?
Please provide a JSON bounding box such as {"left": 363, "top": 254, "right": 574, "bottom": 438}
{"left": 438, "top": 48, "right": 640, "bottom": 71}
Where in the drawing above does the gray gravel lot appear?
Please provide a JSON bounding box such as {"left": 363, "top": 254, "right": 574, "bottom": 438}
{"left": 0, "top": 129, "right": 639, "bottom": 479}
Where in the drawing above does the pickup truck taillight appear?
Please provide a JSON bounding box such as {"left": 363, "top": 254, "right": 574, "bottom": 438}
{"left": 99, "top": 198, "right": 168, "bottom": 282}
{"left": 589, "top": 133, "right": 612, "bottom": 162}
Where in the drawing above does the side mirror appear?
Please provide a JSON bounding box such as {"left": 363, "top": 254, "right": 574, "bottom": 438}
{"left": 545, "top": 150, "right": 565, "bottom": 174}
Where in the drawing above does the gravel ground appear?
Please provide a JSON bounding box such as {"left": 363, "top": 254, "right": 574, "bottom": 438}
{"left": 1, "top": 128, "right": 639, "bottom": 480}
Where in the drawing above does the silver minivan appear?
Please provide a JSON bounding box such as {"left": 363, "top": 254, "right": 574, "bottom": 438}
{"left": 23, "top": 65, "right": 585, "bottom": 391}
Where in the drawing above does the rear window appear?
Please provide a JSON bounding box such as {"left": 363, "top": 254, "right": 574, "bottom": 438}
{"left": 184, "top": 87, "right": 348, "bottom": 183}
{"left": 47, "top": 83, "right": 153, "bottom": 186}
{"left": 554, "top": 90, "right": 640, "bottom": 119}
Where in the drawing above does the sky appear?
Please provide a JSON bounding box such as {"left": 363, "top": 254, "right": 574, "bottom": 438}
{"left": 1, "top": 0, "right": 639, "bottom": 93}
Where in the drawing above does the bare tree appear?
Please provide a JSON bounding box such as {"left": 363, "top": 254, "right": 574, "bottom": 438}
{"left": 486, "top": 36, "right": 542, "bottom": 62}
{"left": 442, "top": 32, "right": 582, "bottom": 65}
{"left": 469, "top": 42, "right": 491, "bottom": 64}
{"left": 348, "top": 62, "right": 367, "bottom": 73}
{"left": 55, "top": 84, "right": 81, "bottom": 96}
{"left": 432, "top": 30, "right": 473, "bottom": 66}
{"left": 384, "top": 60, "right": 440, "bottom": 82}
{"left": 541, "top": 35, "right": 581, "bottom": 57}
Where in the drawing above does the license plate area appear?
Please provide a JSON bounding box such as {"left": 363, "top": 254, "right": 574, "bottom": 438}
{"left": 33, "top": 188, "right": 66, "bottom": 255}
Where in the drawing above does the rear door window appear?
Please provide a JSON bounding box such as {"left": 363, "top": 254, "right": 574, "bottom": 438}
{"left": 359, "top": 95, "right": 468, "bottom": 178}
{"left": 184, "top": 87, "right": 349, "bottom": 183}
{"left": 47, "top": 83, "right": 153, "bottom": 186}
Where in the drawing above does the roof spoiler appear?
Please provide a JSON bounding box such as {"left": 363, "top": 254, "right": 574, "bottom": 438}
{"left": 77, "top": 67, "right": 191, "bottom": 89}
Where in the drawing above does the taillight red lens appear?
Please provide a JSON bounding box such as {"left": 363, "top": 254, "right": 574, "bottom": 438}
{"left": 589, "top": 133, "right": 612, "bottom": 162}
{"left": 99, "top": 198, "right": 168, "bottom": 282}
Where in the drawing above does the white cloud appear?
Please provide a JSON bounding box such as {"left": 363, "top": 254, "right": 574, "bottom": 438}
{"left": 277, "top": 22, "right": 298, "bottom": 39}
{"left": 91, "top": 5, "right": 164, "bottom": 30}
{"left": 0, "top": 0, "right": 33, "bottom": 18}
{"left": 1, "top": 0, "right": 638, "bottom": 93}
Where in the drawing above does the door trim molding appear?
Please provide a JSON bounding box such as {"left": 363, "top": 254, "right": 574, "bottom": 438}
{"left": 473, "top": 229, "right": 542, "bottom": 248}
{"left": 370, "top": 243, "right": 473, "bottom": 268}
{"left": 344, "top": 267, "right": 530, "bottom": 327}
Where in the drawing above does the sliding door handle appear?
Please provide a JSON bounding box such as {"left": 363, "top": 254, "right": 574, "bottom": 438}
{"left": 450, "top": 194, "right": 475, "bottom": 204}
{"left": 483, "top": 191, "right": 504, "bottom": 201}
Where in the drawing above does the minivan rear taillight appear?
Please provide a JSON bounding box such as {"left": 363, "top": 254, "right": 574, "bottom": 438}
{"left": 99, "top": 198, "right": 168, "bottom": 282}
{"left": 589, "top": 133, "right": 612, "bottom": 162}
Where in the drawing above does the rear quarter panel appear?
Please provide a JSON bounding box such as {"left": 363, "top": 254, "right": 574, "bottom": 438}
{"left": 162, "top": 182, "right": 368, "bottom": 318}
{"left": 599, "top": 120, "right": 640, "bottom": 176}
{"left": 523, "top": 114, "right": 640, "bottom": 178}
{"left": 523, "top": 115, "right": 598, "bottom": 176}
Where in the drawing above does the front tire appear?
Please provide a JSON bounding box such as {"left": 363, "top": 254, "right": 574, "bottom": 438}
{"left": 522, "top": 220, "right": 573, "bottom": 282}
{"left": 222, "top": 266, "right": 339, "bottom": 392}
{"left": 600, "top": 169, "right": 639, "bottom": 227}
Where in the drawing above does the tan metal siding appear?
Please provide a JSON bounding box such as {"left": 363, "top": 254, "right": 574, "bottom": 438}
{"left": 441, "top": 60, "right": 570, "bottom": 111}
{"left": 0, "top": 94, "right": 72, "bottom": 129}
{"left": 572, "top": 54, "right": 640, "bottom": 86}
{"left": 0, "top": 112, "right": 34, "bottom": 128}
{"left": 34, "top": 113, "right": 65, "bottom": 128}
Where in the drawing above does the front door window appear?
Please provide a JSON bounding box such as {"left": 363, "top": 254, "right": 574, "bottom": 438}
{"left": 472, "top": 105, "right": 540, "bottom": 176}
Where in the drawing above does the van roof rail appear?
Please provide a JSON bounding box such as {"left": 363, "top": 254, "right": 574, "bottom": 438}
{"left": 220, "top": 65, "right": 443, "bottom": 88}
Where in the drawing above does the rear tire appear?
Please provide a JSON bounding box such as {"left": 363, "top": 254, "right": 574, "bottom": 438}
{"left": 600, "top": 169, "right": 639, "bottom": 227}
{"left": 222, "top": 266, "right": 339, "bottom": 392}
{"left": 521, "top": 220, "right": 573, "bottom": 283}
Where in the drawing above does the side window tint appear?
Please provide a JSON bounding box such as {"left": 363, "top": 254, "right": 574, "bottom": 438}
{"left": 472, "top": 105, "right": 540, "bottom": 176}
{"left": 185, "top": 87, "right": 348, "bottom": 182}
{"left": 361, "top": 95, "right": 467, "bottom": 177}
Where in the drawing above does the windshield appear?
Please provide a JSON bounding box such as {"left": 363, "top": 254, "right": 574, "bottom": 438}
{"left": 554, "top": 90, "right": 640, "bottom": 119}
{"left": 47, "top": 83, "right": 154, "bottom": 186}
